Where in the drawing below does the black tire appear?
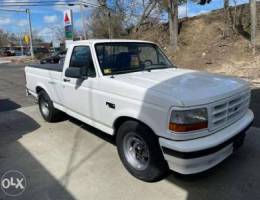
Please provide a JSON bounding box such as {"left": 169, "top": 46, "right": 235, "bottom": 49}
{"left": 38, "top": 90, "right": 63, "bottom": 122}
{"left": 116, "top": 120, "right": 169, "bottom": 182}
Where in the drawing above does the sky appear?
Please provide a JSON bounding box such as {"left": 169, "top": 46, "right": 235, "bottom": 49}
{"left": 0, "top": 0, "right": 250, "bottom": 42}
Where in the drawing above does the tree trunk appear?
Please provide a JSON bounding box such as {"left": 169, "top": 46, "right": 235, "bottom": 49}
{"left": 223, "top": 0, "right": 229, "bottom": 37}
{"left": 107, "top": 11, "right": 113, "bottom": 39}
{"left": 98, "top": 0, "right": 113, "bottom": 39}
{"left": 168, "top": 0, "right": 178, "bottom": 51}
{"left": 250, "top": 0, "right": 257, "bottom": 54}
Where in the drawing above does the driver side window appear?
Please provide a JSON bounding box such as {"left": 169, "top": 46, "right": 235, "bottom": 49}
{"left": 69, "top": 46, "right": 96, "bottom": 77}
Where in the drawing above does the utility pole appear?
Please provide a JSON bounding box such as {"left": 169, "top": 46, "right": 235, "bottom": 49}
{"left": 80, "top": 2, "right": 87, "bottom": 39}
{"left": 26, "top": 9, "right": 34, "bottom": 59}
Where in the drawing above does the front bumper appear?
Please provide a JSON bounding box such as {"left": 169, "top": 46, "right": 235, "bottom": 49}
{"left": 159, "top": 109, "right": 254, "bottom": 174}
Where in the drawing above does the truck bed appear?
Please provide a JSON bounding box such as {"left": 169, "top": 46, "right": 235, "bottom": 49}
{"left": 28, "top": 63, "right": 63, "bottom": 72}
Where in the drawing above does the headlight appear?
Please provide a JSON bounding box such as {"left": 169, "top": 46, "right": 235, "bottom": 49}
{"left": 169, "top": 108, "right": 208, "bottom": 132}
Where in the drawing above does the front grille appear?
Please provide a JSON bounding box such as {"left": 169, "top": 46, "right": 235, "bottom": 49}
{"left": 209, "top": 90, "right": 250, "bottom": 131}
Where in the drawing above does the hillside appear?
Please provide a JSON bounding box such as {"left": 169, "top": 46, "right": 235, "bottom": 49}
{"left": 133, "top": 4, "right": 260, "bottom": 87}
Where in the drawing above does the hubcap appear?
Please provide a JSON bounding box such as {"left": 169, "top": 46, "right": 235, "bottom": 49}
{"left": 123, "top": 133, "right": 150, "bottom": 170}
{"left": 40, "top": 97, "right": 49, "bottom": 117}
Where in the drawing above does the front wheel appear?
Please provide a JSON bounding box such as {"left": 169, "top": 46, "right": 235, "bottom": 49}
{"left": 116, "top": 120, "right": 169, "bottom": 182}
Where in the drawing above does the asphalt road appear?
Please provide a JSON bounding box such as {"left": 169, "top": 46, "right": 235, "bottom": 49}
{"left": 0, "top": 63, "right": 35, "bottom": 112}
{"left": 0, "top": 63, "right": 260, "bottom": 200}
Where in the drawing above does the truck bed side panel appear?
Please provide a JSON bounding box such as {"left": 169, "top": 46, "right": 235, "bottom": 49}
{"left": 25, "top": 66, "right": 63, "bottom": 105}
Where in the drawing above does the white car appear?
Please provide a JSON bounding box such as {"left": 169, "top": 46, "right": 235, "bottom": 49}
{"left": 25, "top": 39, "right": 254, "bottom": 182}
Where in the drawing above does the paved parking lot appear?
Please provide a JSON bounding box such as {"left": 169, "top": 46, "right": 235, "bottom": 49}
{"left": 0, "top": 63, "right": 260, "bottom": 200}
{"left": 0, "top": 63, "right": 35, "bottom": 112}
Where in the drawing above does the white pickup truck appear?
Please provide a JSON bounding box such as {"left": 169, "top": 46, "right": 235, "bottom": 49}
{"left": 25, "top": 39, "right": 254, "bottom": 182}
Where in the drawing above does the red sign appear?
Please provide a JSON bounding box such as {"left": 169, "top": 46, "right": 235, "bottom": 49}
{"left": 64, "top": 9, "right": 73, "bottom": 26}
{"left": 64, "top": 13, "right": 70, "bottom": 23}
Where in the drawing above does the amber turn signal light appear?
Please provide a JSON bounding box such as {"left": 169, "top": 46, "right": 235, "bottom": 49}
{"left": 169, "top": 121, "right": 208, "bottom": 132}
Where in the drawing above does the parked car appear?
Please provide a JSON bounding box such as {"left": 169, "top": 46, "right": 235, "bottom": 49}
{"left": 0, "top": 47, "right": 15, "bottom": 56}
{"left": 25, "top": 39, "right": 254, "bottom": 182}
{"left": 40, "top": 50, "right": 67, "bottom": 64}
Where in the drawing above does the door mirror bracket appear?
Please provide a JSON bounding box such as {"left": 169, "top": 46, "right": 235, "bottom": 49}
{"left": 65, "top": 67, "right": 88, "bottom": 79}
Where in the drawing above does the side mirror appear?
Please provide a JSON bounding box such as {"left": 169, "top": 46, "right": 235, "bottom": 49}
{"left": 65, "top": 67, "right": 82, "bottom": 78}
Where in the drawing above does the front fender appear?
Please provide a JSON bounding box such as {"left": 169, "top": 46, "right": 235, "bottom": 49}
{"left": 113, "top": 102, "right": 167, "bottom": 137}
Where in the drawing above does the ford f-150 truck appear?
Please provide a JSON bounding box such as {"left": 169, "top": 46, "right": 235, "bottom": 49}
{"left": 25, "top": 39, "right": 254, "bottom": 182}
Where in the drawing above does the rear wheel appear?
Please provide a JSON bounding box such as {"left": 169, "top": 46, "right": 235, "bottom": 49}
{"left": 38, "top": 91, "right": 62, "bottom": 122}
{"left": 116, "top": 120, "right": 169, "bottom": 182}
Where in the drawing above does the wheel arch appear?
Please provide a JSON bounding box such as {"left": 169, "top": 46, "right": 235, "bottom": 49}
{"left": 36, "top": 86, "right": 44, "bottom": 94}
{"left": 35, "top": 84, "right": 50, "bottom": 98}
{"left": 113, "top": 116, "right": 158, "bottom": 138}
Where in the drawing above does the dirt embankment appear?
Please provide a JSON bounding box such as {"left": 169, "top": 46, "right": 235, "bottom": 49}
{"left": 133, "top": 4, "right": 260, "bottom": 87}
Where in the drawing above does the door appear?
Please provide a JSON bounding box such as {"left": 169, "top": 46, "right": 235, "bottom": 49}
{"left": 61, "top": 45, "right": 97, "bottom": 119}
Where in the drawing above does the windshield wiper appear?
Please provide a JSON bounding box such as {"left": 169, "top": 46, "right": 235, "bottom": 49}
{"left": 110, "top": 68, "right": 143, "bottom": 75}
{"left": 144, "top": 66, "right": 170, "bottom": 71}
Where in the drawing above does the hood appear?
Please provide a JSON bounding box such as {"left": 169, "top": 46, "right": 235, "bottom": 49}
{"left": 114, "top": 68, "right": 249, "bottom": 106}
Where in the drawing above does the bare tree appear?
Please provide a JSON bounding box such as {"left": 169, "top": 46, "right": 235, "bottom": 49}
{"left": 231, "top": 0, "right": 238, "bottom": 32}
{"left": 134, "top": 0, "right": 159, "bottom": 32}
{"left": 250, "top": 0, "right": 257, "bottom": 54}
{"left": 98, "top": 0, "right": 114, "bottom": 38}
{"left": 0, "top": 30, "right": 9, "bottom": 47}
{"left": 168, "top": 0, "right": 178, "bottom": 51}
{"left": 89, "top": 6, "right": 125, "bottom": 38}
{"left": 223, "top": 0, "right": 230, "bottom": 37}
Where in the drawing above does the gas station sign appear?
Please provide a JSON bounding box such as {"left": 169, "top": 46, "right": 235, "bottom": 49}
{"left": 64, "top": 9, "right": 73, "bottom": 40}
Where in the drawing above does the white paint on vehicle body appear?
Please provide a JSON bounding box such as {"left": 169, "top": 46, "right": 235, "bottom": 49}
{"left": 24, "top": 39, "right": 254, "bottom": 174}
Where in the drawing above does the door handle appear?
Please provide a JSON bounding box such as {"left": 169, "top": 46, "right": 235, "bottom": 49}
{"left": 63, "top": 78, "right": 71, "bottom": 82}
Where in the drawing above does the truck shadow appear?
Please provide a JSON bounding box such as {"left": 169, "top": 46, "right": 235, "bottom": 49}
{"left": 0, "top": 107, "right": 39, "bottom": 145}
{"left": 0, "top": 99, "right": 21, "bottom": 112}
{"left": 68, "top": 117, "right": 116, "bottom": 145}
{"left": 0, "top": 108, "right": 76, "bottom": 199}
{"left": 0, "top": 142, "right": 77, "bottom": 200}
{"left": 165, "top": 127, "right": 260, "bottom": 200}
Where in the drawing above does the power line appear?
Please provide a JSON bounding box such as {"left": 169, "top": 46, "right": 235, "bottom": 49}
{"left": 1, "top": 0, "right": 81, "bottom": 3}
{"left": 0, "top": 0, "right": 100, "bottom": 7}
{"left": 0, "top": 8, "right": 26, "bottom": 12}
{"left": 0, "top": 4, "right": 99, "bottom": 8}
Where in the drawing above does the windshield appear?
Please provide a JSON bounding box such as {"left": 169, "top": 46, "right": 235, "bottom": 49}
{"left": 95, "top": 42, "right": 174, "bottom": 75}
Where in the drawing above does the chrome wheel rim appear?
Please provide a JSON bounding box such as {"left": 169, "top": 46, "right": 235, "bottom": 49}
{"left": 123, "top": 133, "right": 150, "bottom": 170}
{"left": 40, "top": 97, "right": 49, "bottom": 117}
